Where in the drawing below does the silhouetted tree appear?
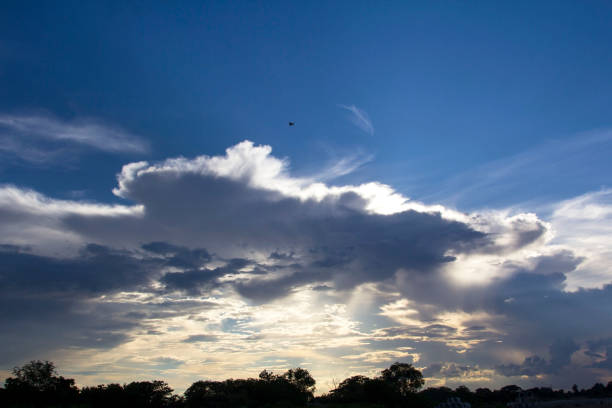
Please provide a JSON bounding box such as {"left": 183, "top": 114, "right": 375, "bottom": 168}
{"left": 326, "top": 363, "right": 426, "bottom": 406}
{"left": 283, "top": 367, "right": 316, "bottom": 397}
{"left": 3, "top": 360, "right": 78, "bottom": 407}
{"left": 419, "top": 386, "right": 454, "bottom": 406}
{"left": 474, "top": 387, "right": 495, "bottom": 405}
{"left": 497, "top": 385, "right": 522, "bottom": 403}
{"left": 258, "top": 369, "right": 277, "bottom": 382}
{"left": 7, "top": 359, "right": 612, "bottom": 408}
{"left": 124, "top": 381, "right": 175, "bottom": 408}
{"left": 80, "top": 383, "right": 125, "bottom": 408}
{"left": 184, "top": 380, "right": 227, "bottom": 408}
{"left": 185, "top": 368, "right": 314, "bottom": 408}
{"left": 328, "top": 375, "right": 373, "bottom": 402}
{"left": 381, "top": 362, "right": 424, "bottom": 395}
{"left": 455, "top": 385, "right": 473, "bottom": 402}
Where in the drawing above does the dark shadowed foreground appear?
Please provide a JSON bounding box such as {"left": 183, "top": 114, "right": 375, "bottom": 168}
{"left": 2, "top": 360, "right": 612, "bottom": 408}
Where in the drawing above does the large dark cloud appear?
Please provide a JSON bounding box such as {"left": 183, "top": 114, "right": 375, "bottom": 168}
{"left": 497, "top": 339, "right": 580, "bottom": 376}
{"left": 0, "top": 242, "right": 220, "bottom": 365}
{"left": 60, "top": 171, "right": 493, "bottom": 302}
{"left": 0, "top": 142, "right": 610, "bottom": 389}
{"left": 0, "top": 244, "right": 157, "bottom": 295}
{"left": 142, "top": 242, "right": 212, "bottom": 268}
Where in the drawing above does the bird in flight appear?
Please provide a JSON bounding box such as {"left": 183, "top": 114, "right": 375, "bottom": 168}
{"left": 288, "top": 122, "right": 295, "bottom": 126}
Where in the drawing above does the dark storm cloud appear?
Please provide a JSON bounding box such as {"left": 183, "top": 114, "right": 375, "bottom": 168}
{"left": 59, "top": 164, "right": 494, "bottom": 302}
{"left": 233, "top": 269, "right": 326, "bottom": 302}
{"left": 269, "top": 251, "right": 295, "bottom": 261}
{"left": 0, "top": 294, "right": 137, "bottom": 365}
{"left": 1, "top": 141, "right": 610, "bottom": 387}
{"left": 497, "top": 339, "right": 579, "bottom": 376}
{"left": 587, "top": 339, "right": 612, "bottom": 370}
{"left": 142, "top": 241, "right": 212, "bottom": 268}
{"left": 393, "top": 251, "right": 585, "bottom": 319}
{"left": 423, "top": 363, "right": 483, "bottom": 379}
{"left": 377, "top": 247, "right": 612, "bottom": 385}
{"left": 160, "top": 257, "right": 255, "bottom": 295}
{"left": 0, "top": 242, "right": 224, "bottom": 365}
{"left": 0, "top": 243, "right": 157, "bottom": 295}
{"left": 161, "top": 269, "right": 224, "bottom": 294}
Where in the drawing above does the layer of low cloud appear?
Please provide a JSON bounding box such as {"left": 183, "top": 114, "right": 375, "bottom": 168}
{"left": 0, "top": 140, "right": 610, "bottom": 393}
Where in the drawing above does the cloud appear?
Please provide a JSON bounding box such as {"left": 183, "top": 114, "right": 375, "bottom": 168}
{"left": 0, "top": 241, "right": 223, "bottom": 364}
{"left": 550, "top": 189, "right": 612, "bottom": 289}
{"left": 0, "top": 184, "right": 143, "bottom": 255}
{"left": 497, "top": 340, "right": 579, "bottom": 376}
{"left": 0, "top": 114, "right": 149, "bottom": 162}
{"left": 424, "top": 129, "right": 612, "bottom": 209}
{"left": 142, "top": 242, "right": 212, "bottom": 268}
{"left": 314, "top": 151, "right": 374, "bottom": 181}
{"left": 0, "top": 140, "right": 611, "bottom": 392}
{"left": 423, "top": 363, "right": 491, "bottom": 381}
{"left": 0, "top": 136, "right": 68, "bottom": 164}
{"left": 0, "top": 243, "right": 158, "bottom": 295}
{"left": 339, "top": 105, "right": 374, "bottom": 135}
{"left": 183, "top": 334, "right": 219, "bottom": 343}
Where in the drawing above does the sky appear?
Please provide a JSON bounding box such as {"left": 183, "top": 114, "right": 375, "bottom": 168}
{"left": 1, "top": 0, "right": 612, "bottom": 395}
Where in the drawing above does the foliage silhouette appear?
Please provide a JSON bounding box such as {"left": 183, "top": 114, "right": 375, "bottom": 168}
{"left": 3, "top": 360, "right": 78, "bottom": 407}
{"left": 322, "top": 363, "right": 425, "bottom": 406}
{"left": 381, "top": 362, "right": 424, "bottom": 395}
{"left": 3, "top": 360, "right": 612, "bottom": 408}
{"left": 184, "top": 368, "right": 315, "bottom": 407}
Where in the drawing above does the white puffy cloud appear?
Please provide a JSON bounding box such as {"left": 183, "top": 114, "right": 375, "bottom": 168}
{"left": 0, "top": 185, "right": 143, "bottom": 255}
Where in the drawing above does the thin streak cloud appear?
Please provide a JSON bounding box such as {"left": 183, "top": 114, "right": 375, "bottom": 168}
{"left": 423, "top": 129, "right": 612, "bottom": 209}
{"left": 315, "top": 152, "right": 374, "bottom": 181}
{"left": 339, "top": 105, "right": 374, "bottom": 135}
{"left": 0, "top": 114, "right": 149, "bottom": 155}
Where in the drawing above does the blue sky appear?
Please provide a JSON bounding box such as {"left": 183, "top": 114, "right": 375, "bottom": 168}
{"left": 1, "top": 0, "right": 612, "bottom": 394}
{"left": 3, "top": 1, "right": 612, "bottom": 205}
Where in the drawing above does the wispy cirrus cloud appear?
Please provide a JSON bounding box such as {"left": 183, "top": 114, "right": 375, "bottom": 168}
{"left": 339, "top": 104, "right": 374, "bottom": 135}
{"left": 314, "top": 151, "right": 374, "bottom": 181}
{"left": 423, "top": 129, "right": 612, "bottom": 210}
{"left": 0, "top": 114, "right": 149, "bottom": 162}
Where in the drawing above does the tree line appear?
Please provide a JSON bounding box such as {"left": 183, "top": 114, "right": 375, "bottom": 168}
{"left": 2, "top": 360, "right": 612, "bottom": 408}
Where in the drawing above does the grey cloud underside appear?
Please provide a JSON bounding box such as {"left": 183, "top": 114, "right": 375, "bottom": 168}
{"left": 0, "top": 244, "right": 157, "bottom": 295}
{"left": 0, "top": 169, "right": 497, "bottom": 365}
{"left": 497, "top": 339, "right": 580, "bottom": 376}
{"left": 0, "top": 243, "right": 220, "bottom": 364}
{"left": 1, "top": 146, "right": 611, "bottom": 386}
{"left": 371, "top": 249, "right": 612, "bottom": 384}
{"left": 183, "top": 334, "right": 219, "bottom": 343}
{"left": 422, "top": 363, "right": 484, "bottom": 379}
{"left": 63, "top": 173, "right": 491, "bottom": 298}
{"left": 587, "top": 339, "right": 612, "bottom": 370}
{"left": 2, "top": 240, "right": 609, "bottom": 381}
